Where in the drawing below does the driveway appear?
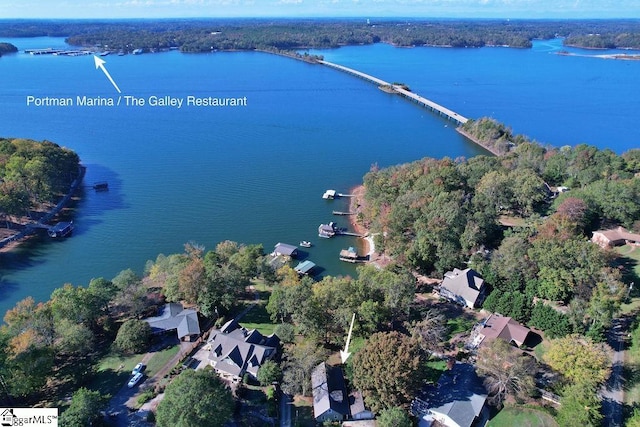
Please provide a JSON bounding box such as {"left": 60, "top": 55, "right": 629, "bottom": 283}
{"left": 601, "top": 317, "right": 628, "bottom": 427}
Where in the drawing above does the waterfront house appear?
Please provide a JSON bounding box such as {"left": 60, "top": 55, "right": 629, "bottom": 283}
{"left": 439, "top": 268, "right": 486, "bottom": 308}
{"left": 207, "top": 319, "right": 279, "bottom": 382}
{"left": 591, "top": 226, "right": 640, "bottom": 248}
{"left": 144, "top": 303, "right": 201, "bottom": 342}
{"left": 414, "top": 362, "right": 488, "bottom": 427}
{"left": 273, "top": 242, "right": 298, "bottom": 258}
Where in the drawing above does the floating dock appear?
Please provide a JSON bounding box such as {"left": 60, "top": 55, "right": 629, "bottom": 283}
{"left": 332, "top": 211, "right": 356, "bottom": 216}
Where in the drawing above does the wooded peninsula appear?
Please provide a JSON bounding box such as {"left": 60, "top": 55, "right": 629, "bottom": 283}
{"left": 1, "top": 19, "right": 640, "bottom": 53}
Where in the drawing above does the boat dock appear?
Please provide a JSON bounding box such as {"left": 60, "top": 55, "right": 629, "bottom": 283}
{"left": 323, "top": 189, "right": 355, "bottom": 199}
{"left": 332, "top": 211, "right": 356, "bottom": 216}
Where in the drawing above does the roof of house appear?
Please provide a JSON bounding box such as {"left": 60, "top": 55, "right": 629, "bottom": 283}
{"left": 312, "top": 362, "right": 350, "bottom": 419}
{"left": 441, "top": 268, "right": 484, "bottom": 305}
{"left": 479, "top": 314, "right": 531, "bottom": 346}
{"left": 593, "top": 226, "right": 640, "bottom": 243}
{"left": 274, "top": 242, "right": 298, "bottom": 256}
{"left": 144, "top": 303, "right": 201, "bottom": 339}
{"left": 208, "top": 320, "right": 279, "bottom": 378}
{"left": 421, "top": 362, "right": 487, "bottom": 427}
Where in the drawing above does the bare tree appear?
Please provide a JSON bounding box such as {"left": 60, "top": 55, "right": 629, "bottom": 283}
{"left": 475, "top": 339, "right": 537, "bottom": 406}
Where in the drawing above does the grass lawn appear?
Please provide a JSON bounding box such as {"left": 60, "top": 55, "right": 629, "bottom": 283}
{"left": 240, "top": 300, "right": 277, "bottom": 336}
{"left": 89, "top": 344, "right": 179, "bottom": 398}
{"left": 616, "top": 244, "right": 640, "bottom": 283}
{"left": 446, "top": 316, "right": 474, "bottom": 339}
{"left": 424, "top": 358, "right": 448, "bottom": 383}
{"left": 487, "top": 406, "right": 558, "bottom": 427}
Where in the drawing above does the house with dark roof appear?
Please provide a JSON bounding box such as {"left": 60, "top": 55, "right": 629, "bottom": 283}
{"left": 312, "top": 362, "right": 350, "bottom": 423}
{"left": 592, "top": 226, "right": 640, "bottom": 248}
{"left": 207, "top": 319, "right": 279, "bottom": 382}
{"left": 439, "top": 268, "right": 486, "bottom": 308}
{"left": 143, "top": 303, "right": 201, "bottom": 341}
{"left": 476, "top": 314, "right": 531, "bottom": 348}
{"left": 414, "top": 362, "right": 488, "bottom": 427}
{"left": 311, "top": 363, "right": 374, "bottom": 424}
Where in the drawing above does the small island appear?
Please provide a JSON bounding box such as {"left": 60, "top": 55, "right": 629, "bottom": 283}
{"left": 0, "top": 42, "right": 18, "bottom": 56}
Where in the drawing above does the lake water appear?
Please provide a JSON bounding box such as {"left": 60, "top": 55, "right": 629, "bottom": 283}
{"left": 0, "top": 36, "right": 638, "bottom": 316}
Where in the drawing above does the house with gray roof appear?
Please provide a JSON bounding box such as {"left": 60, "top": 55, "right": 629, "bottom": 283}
{"left": 207, "top": 319, "right": 279, "bottom": 382}
{"left": 415, "top": 362, "right": 488, "bottom": 427}
{"left": 439, "top": 268, "right": 486, "bottom": 308}
{"left": 312, "top": 362, "right": 350, "bottom": 423}
{"left": 144, "top": 302, "right": 201, "bottom": 341}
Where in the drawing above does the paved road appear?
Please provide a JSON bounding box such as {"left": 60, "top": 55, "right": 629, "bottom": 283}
{"left": 601, "top": 317, "right": 627, "bottom": 427}
{"left": 279, "top": 393, "right": 292, "bottom": 427}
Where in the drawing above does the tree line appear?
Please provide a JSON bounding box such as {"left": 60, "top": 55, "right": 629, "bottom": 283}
{"left": 2, "top": 19, "right": 640, "bottom": 52}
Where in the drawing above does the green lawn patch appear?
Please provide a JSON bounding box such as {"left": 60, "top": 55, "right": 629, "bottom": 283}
{"left": 89, "top": 344, "right": 179, "bottom": 398}
{"left": 615, "top": 245, "right": 640, "bottom": 285}
{"left": 240, "top": 301, "right": 277, "bottom": 336}
{"left": 424, "top": 358, "right": 448, "bottom": 383}
{"left": 487, "top": 406, "right": 558, "bottom": 427}
{"left": 90, "top": 351, "right": 144, "bottom": 397}
{"left": 145, "top": 344, "right": 180, "bottom": 376}
{"left": 446, "top": 317, "right": 474, "bottom": 339}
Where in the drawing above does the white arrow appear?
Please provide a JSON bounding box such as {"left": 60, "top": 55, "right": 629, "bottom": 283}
{"left": 340, "top": 313, "right": 356, "bottom": 364}
{"left": 93, "top": 55, "right": 121, "bottom": 94}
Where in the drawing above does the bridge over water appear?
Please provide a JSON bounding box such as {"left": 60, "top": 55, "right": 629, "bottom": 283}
{"left": 319, "top": 60, "right": 468, "bottom": 126}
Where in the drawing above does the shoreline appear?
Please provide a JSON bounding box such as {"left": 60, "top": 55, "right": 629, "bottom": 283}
{"left": 347, "top": 185, "right": 383, "bottom": 266}
{"left": 0, "top": 165, "right": 85, "bottom": 253}
{"left": 455, "top": 127, "right": 501, "bottom": 156}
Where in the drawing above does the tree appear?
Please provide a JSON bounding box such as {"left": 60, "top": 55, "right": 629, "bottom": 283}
{"left": 156, "top": 368, "right": 234, "bottom": 427}
{"left": 114, "top": 319, "right": 152, "bottom": 354}
{"left": 543, "top": 335, "right": 610, "bottom": 385}
{"left": 475, "top": 339, "right": 537, "bottom": 406}
{"left": 377, "top": 407, "right": 412, "bottom": 427}
{"left": 59, "top": 388, "right": 107, "bottom": 427}
{"left": 556, "top": 381, "right": 603, "bottom": 427}
{"left": 257, "top": 360, "right": 282, "bottom": 386}
{"left": 351, "top": 331, "right": 424, "bottom": 412}
{"left": 281, "top": 342, "right": 326, "bottom": 396}
{"left": 54, "top": 318, "right": 95, "bottom": 355}
{"left": 407, "top": 309, "right": 446, "bottom": 355}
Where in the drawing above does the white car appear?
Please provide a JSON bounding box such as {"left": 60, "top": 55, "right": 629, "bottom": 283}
{"left": 132, "top": 363, "right": 145, "bottom": 375}
{"left": 128, "top": 372, "right": 143, "bottom": 388}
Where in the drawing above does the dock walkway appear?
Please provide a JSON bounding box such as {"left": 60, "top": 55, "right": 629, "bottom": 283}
{"left": 319, "top": 60, "right": 468, "bottom": 125}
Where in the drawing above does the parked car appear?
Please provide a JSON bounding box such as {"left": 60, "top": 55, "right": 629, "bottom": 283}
{"left": 132, "top": 363, "right": 146, "bottom": 375}
{"left": 128, "top": 372, "right": 143, "bottom": 388}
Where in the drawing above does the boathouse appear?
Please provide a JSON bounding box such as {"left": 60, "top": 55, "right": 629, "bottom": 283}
{"left": 323, "top": 189, "right": 337, "bottom": 199}
{"left": 273, "top": 242, "right": 298, "bottom": 258}
{"left": 339, "top": 247, "right": 358, "bottom": 263}
{"left": 319, "top": 222, "right": 337, "bottom": 238}
{"left": 295, "top": 260, "right": 316, "bottom": 275}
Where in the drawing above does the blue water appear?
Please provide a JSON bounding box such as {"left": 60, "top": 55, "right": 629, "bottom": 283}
{"left": 310, "top": 38, "right": 640, "bottom": 152}
{"left": 0, "top": 36, "right": 637, "bottom": 316}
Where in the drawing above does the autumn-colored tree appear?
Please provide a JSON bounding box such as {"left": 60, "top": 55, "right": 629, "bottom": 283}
{"left": 543, "top": 335, "right": 610, "bottom": 385}
{"left": 352, "top": 331, "right": 424, "bottom": 412}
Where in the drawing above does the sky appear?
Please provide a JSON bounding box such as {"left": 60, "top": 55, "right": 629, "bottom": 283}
{"left": 0, "top": 0, "right": 638, "bottom": 19}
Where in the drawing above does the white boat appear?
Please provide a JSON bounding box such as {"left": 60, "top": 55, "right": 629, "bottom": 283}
{"left": 300, "top": 241, "right": 312, "bottom": 248}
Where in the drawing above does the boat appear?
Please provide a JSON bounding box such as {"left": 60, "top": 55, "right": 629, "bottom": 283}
{"left": 48, "top": 221, "right": 74, "bottom": 238}
{"left": 300, "top": 241, "right": 312, "bottom": 248}
{"left": 93, "top": 181, "right": 109, "bottom": 191}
